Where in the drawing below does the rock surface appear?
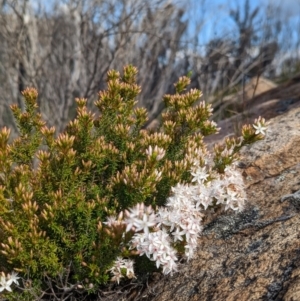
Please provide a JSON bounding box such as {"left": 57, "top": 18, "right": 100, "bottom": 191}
{"left": 141, "top": 107, "right": 300, "bottom": 301}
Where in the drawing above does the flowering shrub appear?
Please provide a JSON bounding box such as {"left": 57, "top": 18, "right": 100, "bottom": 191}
{"left": 0, "top": 65, "right": 267, "bottom": 300}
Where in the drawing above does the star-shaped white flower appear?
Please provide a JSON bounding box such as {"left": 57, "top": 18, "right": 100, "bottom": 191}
{"left": 253, "top": 122, "right": 267, "bottom": 135}
{"left": 134, "top": 213, "right": 157, "bottom": 235}
{"left": 191, "top": 167, "right": 208, "bottom": 184}
{"left": 171, "top": 227, "right": 185, "bottom": 242}
{"left": 6, "top": 271, "right": 19, "bottom": 286}
{"left": 0, "top": 276, "right": 12, "bottom": 292}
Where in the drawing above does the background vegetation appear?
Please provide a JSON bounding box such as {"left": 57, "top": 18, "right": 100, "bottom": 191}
{"left": 0, "top": 0, "right": 299, "bottom": 135}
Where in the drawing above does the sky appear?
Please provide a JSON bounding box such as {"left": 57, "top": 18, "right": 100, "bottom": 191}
{"left": 181, "top": 0, "right": 300, "bottom": 56}
{"left": 187, "top": 0, "right": 300, "bottom": 38}
{"left": 29, "top": 0, "right": 300, "bottom": 30}
{"left": 28, "top": 0, "right": 300, "bottom": 54}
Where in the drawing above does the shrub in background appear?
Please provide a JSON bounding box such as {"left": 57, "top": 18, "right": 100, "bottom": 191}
{"left": 0, "top": 65, "right": 267, "bottom": 300}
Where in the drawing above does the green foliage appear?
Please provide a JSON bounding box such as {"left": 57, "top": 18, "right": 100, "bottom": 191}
{"left": 0, "top": 65, "right": 265, "bottom": 299}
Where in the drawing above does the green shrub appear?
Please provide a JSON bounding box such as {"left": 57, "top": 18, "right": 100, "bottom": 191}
{"left": 0, "top": 65, "right": 267, "bottom": 299}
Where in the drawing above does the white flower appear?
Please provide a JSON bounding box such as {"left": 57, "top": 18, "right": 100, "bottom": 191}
{"left": 171, "top": 227, "right": 185, "bottom": 242}
{"left": 6, "top": 271, "right": 19, "bottom": 286}
{"left": 124, "top": 204, "right": 157, "bottom": 234}
{"left": 124, "top": 259, "right": 135, "bottom": 279}
{"left": 109, "top": 257, "right": 136, "bottom": 283}
{"left": 110, "top": 270, "right": 123, "bottom": 284}
{"left": 191, "top": 166, "right": 209, "bottom": 184}
{"left": 162, "top": 249, "right": 178, "bottom": 275}
{"left": 0, "top": 276, "right": 12, "bottom": 293}
{"left": 193, "top": 188, "right": 212, "bottom": 210}
{"left": 224, "top": 188, "right": 243, "bottom": 211}
{"left": 134, "top": 213, "right": 157, "bottom": 235}
{"left": 253, "top": 122, "right": 267, "bottom": 135}
{"left": 124, "top": 217, "right": 135, "bottom": 233}
{"left": 184, "top": 244, "right": 195, "bottom": 260}
{"left": 103, "top": 216, "right": 117, "bottom": 227}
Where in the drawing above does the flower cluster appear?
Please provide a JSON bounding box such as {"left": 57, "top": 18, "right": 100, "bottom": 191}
{"left": 124, "top": 162, "right": 246, "bottom": 274}
{"left": 109, "top": 257, "right": 135, "bottom": 284}
{"left": 106, "top": 160, "right": 248, "bottom": 280}
{"left": 105, "top": 115, "right": 269, "bottom": 283}
{"left": 0, "top": 271, "right": 19, "bottom": 293}
{"left": 131, "top": 229, "right": 178, "bottom": 275}
{"left": 124, "top": 203, "right": 178, "bottom": 274}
